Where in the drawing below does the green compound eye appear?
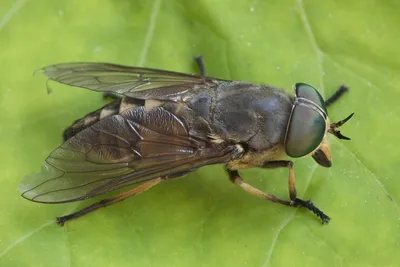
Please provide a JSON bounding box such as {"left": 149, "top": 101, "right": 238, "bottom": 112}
{"left": 296, "top": 83, "right": 327, "bottom": 114}
{"left": 285, "top": 83, "right": 327, "bottom": 158}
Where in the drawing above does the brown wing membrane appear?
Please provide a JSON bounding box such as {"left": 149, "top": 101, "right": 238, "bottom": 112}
{"left": 38, "top": 62, "right": 221, "bottom": 99}
{"left": 19, "top": 106, "right": 237, "bottom": 203}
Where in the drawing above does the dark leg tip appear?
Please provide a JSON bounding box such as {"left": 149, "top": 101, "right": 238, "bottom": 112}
{"left": 56, "top": 214, "right": 75, "bottom": 227}
{"left": 320, "top": 214, "right": 331, "bottom": 224}
{"left": 293, "top": 198, "right": 331, "bottom": 225}
{"left": 56, "top": 217, "right": 66, "bottom": 227}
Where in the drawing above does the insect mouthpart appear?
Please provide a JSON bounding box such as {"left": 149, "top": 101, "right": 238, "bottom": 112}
{"left": 328, "top": 113, "right": 354, "bottom": 140}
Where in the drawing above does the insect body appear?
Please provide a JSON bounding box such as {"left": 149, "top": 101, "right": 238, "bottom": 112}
{"left": 19, "top": 58, "right": 353, "bottom": 225}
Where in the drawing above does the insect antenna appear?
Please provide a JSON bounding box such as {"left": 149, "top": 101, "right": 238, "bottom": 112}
{"left": 328, "top": 113, "right": 354, "bottom": 140}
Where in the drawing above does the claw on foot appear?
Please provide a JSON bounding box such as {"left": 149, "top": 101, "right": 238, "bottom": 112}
{"left": 56, "top": 215, "right": 73, "bottom": 227}
{"left": 291, "top": 198, "right": 331, "bottom": 224}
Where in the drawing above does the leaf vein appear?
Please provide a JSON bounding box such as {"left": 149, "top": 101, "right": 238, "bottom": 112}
{"left": 138, "top": 0, "right": 162, "bottom": 67}
{"left": 328, "top": 55, "right": 382, "bottom": 91}
{"left": 0, "top": 0, "right": 27, "bottom": 31}
{"left": 262, "top": 212, "right": 295, "bottom": 267}
{"left": 334, "top": 139, "right": 400, "bottom": 212}
{"left": 0, "top": 220, "right": 53, "bottom": 259}
{"left": 63, "top": 226, "right": 72, "bottom": 267}
{"left": 262, "top": 164, "right": 318, "bottom": 267}
{"left": 296, "top": 0, "right": 325, "bottom": 95}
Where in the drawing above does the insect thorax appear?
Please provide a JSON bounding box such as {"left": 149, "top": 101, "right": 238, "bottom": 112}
{"left": 201, "top": 82, "right": 293, "bottom": 151}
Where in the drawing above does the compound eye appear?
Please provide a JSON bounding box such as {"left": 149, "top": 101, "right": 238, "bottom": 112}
{"left": 285, "top": 83, "right": 327, "bottom": 158}
{"left": 285, "top": 104, "right": 326, "bottom": 157}
{"left": 295, "top": 83, "right": 327, "bottom": 114}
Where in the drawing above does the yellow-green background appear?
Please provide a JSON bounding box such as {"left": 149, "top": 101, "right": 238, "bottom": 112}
{"left": 1, "top": 0, "right": 399, "bottom": 266}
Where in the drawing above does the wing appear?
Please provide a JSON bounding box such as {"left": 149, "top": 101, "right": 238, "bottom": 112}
{"left": 19, "top": 106, "right": 237, "bottom": 203}
{"left": 38, "top": 62, "right": 222, "bottom": 100}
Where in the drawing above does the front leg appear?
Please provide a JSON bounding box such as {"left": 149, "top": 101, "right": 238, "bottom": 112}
{"left": 226, "top": 161, "right": 330, "bottom": 224}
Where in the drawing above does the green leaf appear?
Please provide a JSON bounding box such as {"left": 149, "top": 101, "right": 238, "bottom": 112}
{"left": 1, "top": 0, "right": 399, "bottom": 266}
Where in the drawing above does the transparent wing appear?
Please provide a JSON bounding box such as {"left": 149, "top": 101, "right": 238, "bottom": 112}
{"left": 19, "top": 106, "right": 235, "bottom": 203}
{"left": 38, "top": 62, "right": 221, "bottom": 98}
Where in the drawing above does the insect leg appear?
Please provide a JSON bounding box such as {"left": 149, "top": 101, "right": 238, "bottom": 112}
{"left": 227, "top": 161, "right": 331, "bottom": 224}
{"left": 194, "top": 55, "right": 206, "bottom": 77}
{"left": 56, "top": 177, "right": 163, "bottom": 226}
{"left": 325, "top": 84, "right": 349, "bottom": 107}
{"left": 227, "top": 169, "right": 292, "bottom": 205}
{"left": 261, "top": 160, "right": 330, "bottom": 224}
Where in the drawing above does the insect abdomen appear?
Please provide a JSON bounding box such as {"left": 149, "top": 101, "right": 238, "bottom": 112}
{"left": 63, "top": 97, "right": 144, "bottom": 140}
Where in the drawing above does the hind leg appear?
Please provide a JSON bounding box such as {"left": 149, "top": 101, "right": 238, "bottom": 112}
{"left": 57, "top": 177, "right": 164, "bottom": 226}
